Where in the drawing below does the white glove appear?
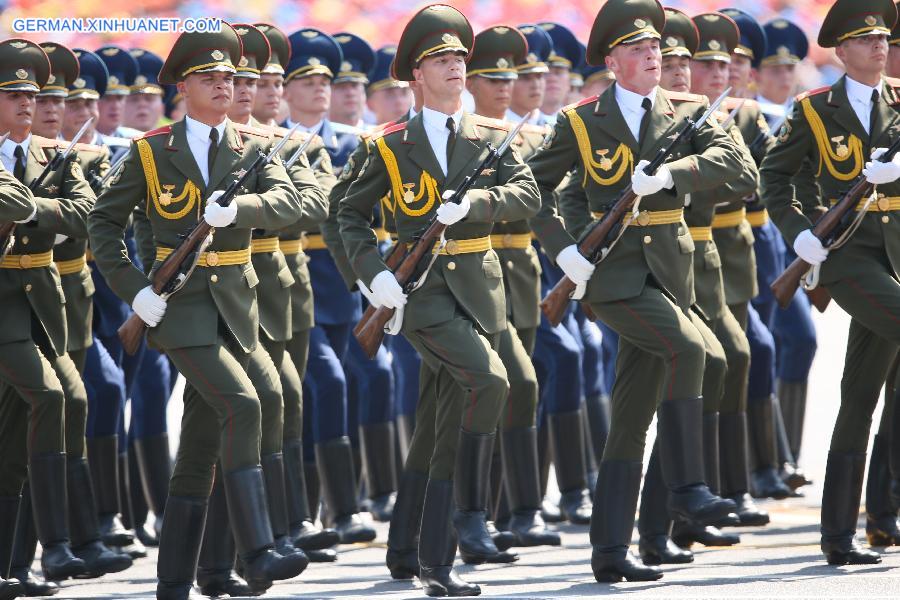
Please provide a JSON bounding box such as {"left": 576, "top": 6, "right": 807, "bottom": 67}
{"left": 357, "top": 279, "right": 380, "bottom": 307}
{"left": 793, "top": 229, "right": 829, "bottom": 266}
{"left": 556, "top": 244, "right": 595, "bottom": 294}
{"left": 631, "top": 160, "right": 674, "bottom": 196}
{"left": 436, "top": 190, "right": 471, "bottom": 225}
{"left": 863, "top": 147, "right": 900, "bottom": 185}
{"left": 132, "top": 286, "right": 167, "bottom": 327}
{"left": 204, "top": 191, "right": 237, "bottom": 227}
{"left": 370, "top": 270, "right": 407, "bottom": 310}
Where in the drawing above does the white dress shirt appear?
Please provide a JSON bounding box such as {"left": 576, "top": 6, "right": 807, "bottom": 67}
{"left": 0, "top": 134, "right": 31, "bottom": 174}
{"left": 421, "top": 106, "right": 464, "bottom": 176}
{"left": 184, "top": 115, "right": 228, "bottom": 186}
{"left": 845, "top": 76, "right": 883, "bottom": 135}
{"left": 615, "top": 83, "right": 656, "bottom": 141}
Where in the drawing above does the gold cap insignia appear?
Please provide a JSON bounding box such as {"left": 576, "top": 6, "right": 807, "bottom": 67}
{"left": 494, "top": 26, "right": 509, "bottom": 34}
{"left": 777, "top": 45, "right": 790, "bottom": 57}
{"left": 15, "top": 69, "right": 28, "bottom": 80}
{"left": 211, "top": 50, "right": 225, "bottom": 61}
{"left": 520, "top": 26, "right": 535, "bottom": 34}
{"left": 865, "top": 15, "right": 877, "bottom": 26}
{"left": 527, "top": 52, "right": 538, "bottom": 64}
{"left": 442, "top": 33, "right": 460, "bottom": 45}
{"left": 10, "top": 41, "right": 27, "bottom": 49}
{"left": 384, "top": 46, "right": 396, "bottom": 55}
{"left": 773, "top": 19, "right": 788, "bottom": 29}
{"left": 235, "top": 27, "right": 248, "bottom": 35}
{"left": 238, "top": 56, "right": 249, "bottom": 67}
{"left": 131, "top": 49, "right": 145, "bottom": 56}
{"left": 102, "top": 47, "right": 119, "bottom": 56}
{"left": 43, "top": 45, "right": 56, "bottom": 53}
{"left": 74, "top": 78, "right": 86, "bottom": 88}
{"left": 497, "top": 57, "right": 510, "bottom": 68}
{"left": 341, "top": 61, "right": 352, "bottom": 72}
{"left": 109, "top": 75, "right": 119, "bottom": 85}
{"left": 335, "top": 35, "right": 352, "bottom": 43}
{"left": 703, "top": 14, "right": 719, "bottom": 22}
{"left": 308, "top": 57, "right": 321, "bottom": 66}
{"left": 666, "top": 36, "right": 678, "bottom": 47}
{"left": 47, "top": 74, "right": 56, "bottom": 84}
{"left": 302, "top": 30, "right": 318, "bottom": 38}
{"left": 135, "top": 75, "right": 148, "bottom": 85}
{"left": 709, "top": 40, "right": 721, "bottom": 51}
{"left": 634, "top": 18, "right": 647, "bottom": 28}
{"left": 257, "top": 24, "right": 269, "bottom": 31}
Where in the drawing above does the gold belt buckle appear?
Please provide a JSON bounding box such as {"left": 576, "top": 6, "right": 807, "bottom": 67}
{"left": 878, "top": 196, "right": 892, "bottom": 212}
{"left": 444, "top": 240, "right": 460, "bottom": 255}
{"left": 503, "top": 233, "right": 514, "bottom": 247}
{"left": 206, "top": 251, "right": 220, "bottom": 266}
{"left": 636, "top": 211, "right": 651, "bottom": 227}
{"left": 19, "top": 255, "right": 32, "bottom": 268}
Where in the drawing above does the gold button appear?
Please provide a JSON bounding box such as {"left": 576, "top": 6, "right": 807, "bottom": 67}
{"left": 637, "top": 211, "right": 651, "bottom": 227}
{"left": 444, "top": 240, "right": 459, "bottom": 255}
{"left": 447, "top": 261, "right": 457, "bottom": 271}
{"left": 24, "top": 284, "right": 32, "bottom": 292}
{"left": 882, "top": 215, "right": 890, "bottom": 224}
{"left": 643, "top": 235, "right": 652, "bottom": 245}
{"left": 878, "top": 197, "right": 892, "bottom": 212}
{"left": 503, "top": 234, "right": 514, "bottom": 247}
{"left": 506, "top": 260, "right": 514, "bottom": 269}
{"left": 206, "top": 251, "right": 220, "bottom": 266}
{"left": 210, "top": 274, "right": 219, "bottom": 283}
{"left": 19, "top": 255, "right": 32, "bottom": 268}
{"left": 21, "top": 236, "right": 28, "bottom": 245}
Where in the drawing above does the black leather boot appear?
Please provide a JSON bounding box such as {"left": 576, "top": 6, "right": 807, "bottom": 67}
{"left": 66, "top": 458, "right": 132, "bottom": 577}
{"left": 590, "top": 460, "right": 662, "bottom": 582}
{"left": 583, "top": 393, "right": 611, "bottom": 465}
{"left": 537, "top": 425, "right": 562, "bottom": 523}
{"left": 703, "top": 413, "right": 740, "bottom": 528}
{"left": 133, "top": 434, "right": 171, "bottom": 530}
{"left": 671, "top": 520, "right": 740, "bottom": 548}
{"left": 747, "top": 396, "right": 792, "bottom": 499}
{"left": 125, "top": 449, "right": 155, "bottom": 551}
{"left": 282, "top": 439, "right": 339, "bottom": 556}
{"left": 156, "top": 495, "right": 207, "bottom": 600}
{"left": 548, "top": 410, "right": 592, "bottom": 525}
{"left": 776, "top": 380, "right": 807, "bottom": 464}
{"left": 637, "top": 443, "right": 692, "bottom": 565}
{"left": 657, "top": 399, "right": 736, "bottom": 525}
{"left": 85, "top": 437, "right": 133, "bottom": 547}
{"left": 315, "top": 437, "right": 376, "bottom": 543}
{"left": 822, "top": 452, "right": 880, "bottom": 564}
{"left": 500, "top": 427, "right": 560, "bottom": 547}
{"left": 419, "top": 479, "right": 480, "bottom": 597}
{"left": 719, "top": 413, "right": 769, "bottom": 527}
{"left": 223, "top": 466, "right": 308, "bottom": 593}
{"left": 386, "top": 469, "right": 428, "bottom": 580}
{"left": 773, "top": 395, "right": 810, "bottom": 493}
{"left": 360, "top": 422, "right": 398, "bottom": 522}
{"left": 865, "top": 434, "right": 900, "bottom": 547}
{"left": 7, "top": 486, "right": 58, "bottom": 596}
{"left": 29, "top": 454, "right": 86, "bottom": 580}
{"left": 0, "top": 578, "right": 21, "bottom": 600}
{"left": 196, "top": 473, "right": 254, "bottom": 598}
{"left": 453, "top": 430, "right": 516, "bottom": 565}
{"left": 261, "top": 453, "right": 302, "bottom": 556}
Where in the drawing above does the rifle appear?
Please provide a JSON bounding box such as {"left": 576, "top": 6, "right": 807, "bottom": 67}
{"left": 352, "top": 241, "right": 408, "bottom": 338}
{"left": 117, "top": 121, "right": 301, "bottom": 355}
{"left": 0, "top": 117, "right": 94, "bottom": 258}
{"left": 354, "top": 112, "right": 532, "bottom": 359}
{"left": 89, "top": 149, "right": 130, "bottom": 193}
{"left": 749, "top": 109, "right": 789, "bottom": 154}
{"left": 770, "top": 133, "right": 900, "bottom": 310}
{"left": 541, "top": 89, "right": 731, "bottom": 327}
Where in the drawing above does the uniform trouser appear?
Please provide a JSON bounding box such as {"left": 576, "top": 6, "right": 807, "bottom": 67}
{"left": 597, "top": 320, "right": 620, "bottom": 395}
{"left": 773, "top": 285, "right": 818, "bottom": 385}
{"left": 130, "top": 348, "right": 173, "bottom": 439}
{"left": 592, "top": 284, "right": 708, "bottom": 464}
{"left": 497, "top": 323, "right": 539, "bottom": 432}
{"left": 165, "top": 335, "right": 261, "bottom": 498}
{"left": 532, "top": 312, "right": 584, "bottom": 419}
{"left": 392, "top": 335, "right": 422, "bottom": 420}
{"left": 284, "top": 329, "right": 310, "bottom": 442}
{"left": 0, "top": 339, "right": 67, "bottom": 495}
{"left": 346, "top": 337, "right": 395, "bottom": 428}
{"left": 746, "top": 304, "right": 777, "bottom": 400}
{"left": 84, "top": 336, "right": 125, "bottom": 438}
{"left": 576, "top": 310, "right": 606, "bottom": 400}
{"left": 714, "top": 307, "right": 752, "bottom": 416}
{"left": 302, "top": 323, "right": 351, "bottom": 459}
{"left": 245, "top": 338, "right": 285, "bottom": 457}
{"left": 401, "top": 312, "right": 508, "bottom": 480}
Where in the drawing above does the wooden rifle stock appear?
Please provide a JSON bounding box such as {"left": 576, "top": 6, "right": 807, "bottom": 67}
{"left": 770, "top": 134, "right": 900, "bottom": 309}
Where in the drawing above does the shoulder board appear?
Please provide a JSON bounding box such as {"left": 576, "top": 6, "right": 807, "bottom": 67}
{"left": 724, "top": 97, "right": 758, "bottom": 110}
{"left": 562, "top": 95, "right": 599, "bottom": 113}
{"left": 73, "top": 142, "right": 105, "bottom": 154}
{"left": 361, "top": 119, "right": 397, "bottom": 142}
{"left": 137, "top": 125, "right": 171, "bottom": 140}
{"left": 664, "top": 90, "right": 706, "bottom": 104}
{"left": 372, "top": 121, "right": 406, "bottom": 141}
{"left": 232, "top": 122, "right": 269, "bottom": 138}
{"left": 795, "top": 86, "right": 830, "bottom": 102}
{"left": 472, "top": 115, "right": 509, "bottom": 131}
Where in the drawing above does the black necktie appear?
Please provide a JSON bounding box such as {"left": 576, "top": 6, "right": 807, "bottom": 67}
{"left": 208, "top": 128, "right": 219, "bottom": 183}
{"left": 445, "top": 116, "right": 456, "bottom": 172}
{"left": 638, "top": 97, "right": 653, "bottom": 142}
{"left": 869, "top": 88, "right": 880, "bottom": 138}
{"left": 13, "top": 145, "right": 25, "bottom": 183}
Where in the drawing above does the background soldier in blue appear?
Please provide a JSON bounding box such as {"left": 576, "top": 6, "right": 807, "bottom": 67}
{"left": 125, "top": 49, "right": 168, "bottom": 131}
{"left": 95, "top": 46, "right": 141, "bottom": 139}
